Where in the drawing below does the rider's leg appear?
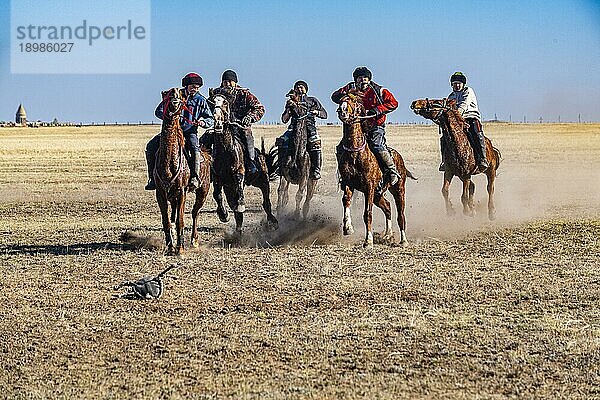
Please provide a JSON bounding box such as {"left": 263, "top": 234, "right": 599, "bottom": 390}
{"left": 307, "top": 130, "right": 322, "bottom": 180}
{"left": 185, "top": 130, "right": 202, "bottom": 190}
{"left": 144, "top": 134, "right": 160, "bottom": 190}
{"left": 240, "top": 127, "right": 258, "bottom": 175}
{"left": 276, "top": 130, "right": 292, "bottom": 170}
{"left": 368, "top": 126, "right": 399, "bottom": 186}
{"left": 439, "top": 137, "right": 446, "bottom": 171}
{"left": 467, "top": 118, "right": 489, "bottom": 171}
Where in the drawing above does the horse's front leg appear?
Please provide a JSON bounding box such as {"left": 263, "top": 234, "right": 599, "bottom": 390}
{"left": 342, "top": 185, "right": 354, "bottom": 235}
{"left": 175, "top": 190, "right": 186, "bottom": 255}
{"left": 442, "top": 171, "right": 455, "bottom": 216}
{"left": 363, "top": 191, "right": 375, "bottom": 249}
{"left": 461, "top": 178, "right": 475, "bottom": 217}
{"left": 191, "top": 183, "right": 208, "bottom": 248}
{"left": 213, "top": 179, "right": 229, "bottom": 223}
{"left": 277, "top": 176, "right": 290, "bottom": 218}
{"left": 303, "top": 177, "right": 317, "bottom": 220}
{"left": 156, "top": 190, "right": 174, "bottom": 255}
{"left": 486, "top": 168, "right": 496, "bottom": 220}
{"left": 294, "top": 173, "right": 308, "bottom": 220}
{"left": 257, "top": 173, "right": 278, "bottom": 230}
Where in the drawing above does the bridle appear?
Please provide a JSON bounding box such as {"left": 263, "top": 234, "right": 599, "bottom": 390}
{"left": 208, "top": 95, "right": 247, "bottom": 131}
{"left": 338, "top": 96, "right": 369, "bottom": 153}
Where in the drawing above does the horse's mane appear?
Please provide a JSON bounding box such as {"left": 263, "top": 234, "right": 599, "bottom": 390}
{"left": 443, "top": 99, "right": 468, "bottom": 134}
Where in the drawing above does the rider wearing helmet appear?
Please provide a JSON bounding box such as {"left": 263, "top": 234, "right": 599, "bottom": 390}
{"left": 331, "top": 66, "right": 400, "bottom": 187}
{"left": 144, "top": 72, "right": 214, "bottom": 191}
{"left": 199, "top": 69, "right": 265, "bottom": 177}
{"left": 443, "top": 71, "right": 489, "bottom": 172}
{"left": 276, "top": 80, "right": 327, "bottom": 180}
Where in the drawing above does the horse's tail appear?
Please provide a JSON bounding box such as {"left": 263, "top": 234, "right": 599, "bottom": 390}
{"left": 405, "top": 168, "right": 418, "bottom": 181}
{"left": 492, "top": 146, "right": 502, "bottom": 170}
{"left": 260, "top": 137, "right": 280, "bottom": 181}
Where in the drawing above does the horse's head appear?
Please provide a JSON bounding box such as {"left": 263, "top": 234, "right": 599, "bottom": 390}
{"left": 285, "top": 89, "right": 308, "bottom": 118}
{"left": 337, "top": 91, "right": 367, "bottom": 124}
{"left": 410, "top": 98, "right": 454, "bottom": 123}
{"left": 161, "top": 87, "right": 185, "bottom": 119}
{"left": 208, "top": 88, "right": 231, "bottom": 130}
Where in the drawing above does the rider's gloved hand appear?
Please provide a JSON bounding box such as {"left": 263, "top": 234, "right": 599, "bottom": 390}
{"left": 196, "top": 119, "right": 207, "bottom": 128}
{"left": 241, "top": 116, "right": 252, "bottom": 126}
{"left": 367, "top": 108, "right": 381, "bottom": 117}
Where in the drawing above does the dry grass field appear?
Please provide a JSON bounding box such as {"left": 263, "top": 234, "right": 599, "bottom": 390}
{"left": 0, "top": 123, "right": 599, "bottom": 399}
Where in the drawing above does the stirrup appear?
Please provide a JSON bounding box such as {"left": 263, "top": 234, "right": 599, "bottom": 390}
{"left": 145, "top": 180, "right": 156, "bottom": 190}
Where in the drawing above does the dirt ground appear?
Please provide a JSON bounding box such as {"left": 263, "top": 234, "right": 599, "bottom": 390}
{"left": 0, "top": 123, "right": 599, "bottom": 399}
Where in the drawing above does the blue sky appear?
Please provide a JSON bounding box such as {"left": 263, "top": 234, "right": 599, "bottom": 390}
{"left": 1, "top": 0, "right": 599, "bottom": 123}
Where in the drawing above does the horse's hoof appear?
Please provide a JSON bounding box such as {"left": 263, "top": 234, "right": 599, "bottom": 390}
{"left": 191, "top": 238, "right": 199, "bottom": 248}
{"left": 236, "top": 204, "right": 246, "bottom": 213}
{"left": 363, "top": 240, "right": 374, "bottom": 249}
{"left": 165, "top": 246, "right": 175, "bottom": 256}
{"left": 489, "top": 211, "right": 496, "bottom": 221}
{"left": 268, "top": 218, "right": 279, "bottom": 231}
{"left": 446, "top": 209, "right": 456, "bottom": 217}
{"left": 343, "top": 226, "right": 354, "bottom": 236}
{"left": 217, "top": 208, "right": 229, "bottom": 223}
{"left": 398, "top": 239, "right": 407, "bottom": 247}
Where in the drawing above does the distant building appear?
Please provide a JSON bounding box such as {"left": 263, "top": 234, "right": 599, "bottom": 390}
{"left": 16, "top": 104, "right": 27, "bottom": 126}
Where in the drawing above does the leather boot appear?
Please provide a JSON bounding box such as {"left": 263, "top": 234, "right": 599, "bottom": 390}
{"left": 188, "top": 150, "right": 201, "bottom": 191}
{"left": 144, "top": 150, "right": 156, "bottom": 190}
{"left": 243, "top": 129, "right": 258, "bottom": 176}
{"left": 475, "top": 131, "right": 489, "bottom": 171}
{"left": 377, "top": 149, "right": 400, "bottom": 186}
{"left": 439, "top": 137, "right": 446, "bottom": 171}
{"left": 309, "top": 149, "right": 322, "bottom": 180}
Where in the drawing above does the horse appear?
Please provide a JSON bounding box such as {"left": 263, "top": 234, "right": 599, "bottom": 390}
{"left": 410, "top": 98, "right": 502, "bottom": 220}
{"left": 153, "top": 88, "right": 212, "bottom": 255}
{"left": 336, "top": 91, "right": 417, "bottom": 248}
{"left": 276, "top": 89, "right": 317, "bottom": 219}
{"left": 207, "top": 89, "right": 278, "bottom": 235}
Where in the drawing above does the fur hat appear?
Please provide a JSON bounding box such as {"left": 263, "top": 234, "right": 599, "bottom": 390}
{"left": 221, "top": 69, "right": 238, "bottom": 83}
{"left": 294, "top": 80, "right": 309, "bottom": 91}
{"left": 182, "top": 72, "right": 203, "bottom": 87}
{"left": 353, "top": 66, "right": 372, "bottom": 80}
{"left": 450, "top": 71, "right": 467, "bottom": 84}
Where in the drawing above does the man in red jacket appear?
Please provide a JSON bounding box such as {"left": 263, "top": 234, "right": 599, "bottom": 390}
{"left": 331, "top": 66, "right": 400, "bottom": 186}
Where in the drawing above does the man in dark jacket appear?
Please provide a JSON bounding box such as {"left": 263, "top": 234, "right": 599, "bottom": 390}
{"left": 331, "top": 66, "right": 400, "bottom": 186}
{"left": 276, "top": 80, "right": 327, "bottom": 180}
{"left": 200, "top": 69, "right": 265, "bottom": 176}
{"left": 145, "top": 72, "right": 214, "bottom": 191}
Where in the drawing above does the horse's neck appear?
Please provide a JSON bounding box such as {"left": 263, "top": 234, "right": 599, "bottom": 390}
{"left": 343, "top": 122, "right": 365, "bottom": 148}
{"left": 159, "top": 117, "right": 183, "bottom": 157}
{"left": 215, "top": 126, "right": 235, "bottom": 151}
{"left": 440, "top": 112, "right": 474, "bottom": 168}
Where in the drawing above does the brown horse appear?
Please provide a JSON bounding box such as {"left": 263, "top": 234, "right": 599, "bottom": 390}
{"left": 337, "top": 92, "right": 417, "bottom": 248}
{"left": 276, "top": 90, "right": 317, "bottom": 219}
{"left": 154, "top": 88, "right": 212, "bottom": 254}
{"left": 153, "top": 88, "right": 188, "bottom": 255}
{"left": 208, "top": 90, "right": 278, "bottom": 235}
{"left": 411, "top": 98, "right": 501, "bottom": 220}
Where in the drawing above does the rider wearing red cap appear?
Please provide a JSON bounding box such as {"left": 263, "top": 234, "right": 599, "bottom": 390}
{"left": 331, "top": 67, "right": 400, "bottom": 187}
{"left": 144, "top": 72, "right": 214, "bottom": 191}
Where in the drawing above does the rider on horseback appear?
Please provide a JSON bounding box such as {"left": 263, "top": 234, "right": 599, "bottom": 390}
{"left": 331, "top": 66, "right": 400, "bottom": 187}
{"left": 144, "top": 72, "right": 214, "bottom": 191}
{"left": 276, "top": 80, "right": 327, "bottom": 180}
{"left": 200, "top": 69, "right": 265, "bottom": 179}
{"left": 440, "top": 72, "right": 489, "bottom": 172}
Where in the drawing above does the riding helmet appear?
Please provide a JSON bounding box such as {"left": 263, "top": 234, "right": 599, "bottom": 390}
{"left": 182, "top": 72, "right": 203, "bottom": 87}
{"left": 294, "top": 80, "right": 309, "bottom": 91}
{"left": 221, "top": 69, "right": 238, "bottom": 83}
{"left": 450, "top": 71, "right": 467, "bottom": 84}
{"left": 353, "top": 66, "right": 372, "bottom": 80}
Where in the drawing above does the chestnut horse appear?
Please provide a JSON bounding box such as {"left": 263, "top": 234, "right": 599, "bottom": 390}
{"left": 208, "top": 90, "right": 278, "bottom": 234}
{"left": 276, "top": 90, "right": 317, "bottom": 219}
{"left": 411, "top": 98, "right": 501, "bottom": 219}
{"left": 154, "top": 88, "right": 212, "bottom": 254}
{"left": 337, "top": 92, "right": 417, "bottom": 248}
